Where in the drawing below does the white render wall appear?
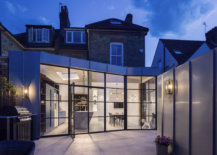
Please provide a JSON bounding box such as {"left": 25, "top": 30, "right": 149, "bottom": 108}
{"left": 157, "top": 49, "right": 216, "bottom": 155}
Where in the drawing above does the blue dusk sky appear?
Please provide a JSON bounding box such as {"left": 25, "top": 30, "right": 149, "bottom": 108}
{"left": 0, "top": 0, "right": 217, "bottom": 66}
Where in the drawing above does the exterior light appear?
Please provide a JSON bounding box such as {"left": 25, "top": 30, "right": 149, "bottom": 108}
{"left": 23, "top": 86, "right": 29, "bottom": 98}
{"left": 165, "top": 79, "right": 173, "bottom": 94}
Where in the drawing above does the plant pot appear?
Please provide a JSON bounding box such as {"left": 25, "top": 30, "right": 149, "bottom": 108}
{"left": 156, "top": 144, "right": 168, "bottom": 155}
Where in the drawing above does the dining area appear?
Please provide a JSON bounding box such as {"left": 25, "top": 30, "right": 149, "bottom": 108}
{"left": 108, "top": 113, "right": 124, "bottom": 127}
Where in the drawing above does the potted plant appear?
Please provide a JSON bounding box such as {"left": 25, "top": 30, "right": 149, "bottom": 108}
{"left": 155, "top": 135, "right": 171, "bottom": 155}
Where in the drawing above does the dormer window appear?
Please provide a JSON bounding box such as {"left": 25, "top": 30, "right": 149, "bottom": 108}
{"left": 66, "top": 30, "right": 86, "bottom": 44}
{"left": 28, "top": 27, "right": 50, "bottom": 43}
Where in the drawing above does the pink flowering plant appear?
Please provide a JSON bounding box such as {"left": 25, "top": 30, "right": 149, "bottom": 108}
{"left": 155, "top": 135, "right": 172, "bottom": 146}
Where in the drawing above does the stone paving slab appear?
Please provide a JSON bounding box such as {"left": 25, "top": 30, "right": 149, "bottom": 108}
{"left": 35, "top": 130, "right": 157, "bottom": 155}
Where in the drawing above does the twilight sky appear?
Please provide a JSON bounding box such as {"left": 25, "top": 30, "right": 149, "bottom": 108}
{"left": 0, "top": 0, "right": 217, "bottom": 66}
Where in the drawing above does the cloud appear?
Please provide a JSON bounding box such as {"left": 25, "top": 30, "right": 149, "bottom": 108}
{"left": 5, "top": 1, "right": 27, "bottom": 14}
{"left": 5, "top": 1, "right": 16, "bottom": 14}
{"left": 120, "top": 5, "right": 150, "bottom": 25}
{"left": 17, "top": 4, "right": 27, "bottom": 13}
{"left": 39, "top": 16, "right": 50, "bottom": 24}
{"left": 144, "top": 0, "right": 217, "bottom": 66}
{"left": 132, "top": 0, "right": 214, "bottom": 37}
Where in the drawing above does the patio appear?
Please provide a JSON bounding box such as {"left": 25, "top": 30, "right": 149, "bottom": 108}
{"left": 34, "top": 130, "right": 157, "bottom": 155}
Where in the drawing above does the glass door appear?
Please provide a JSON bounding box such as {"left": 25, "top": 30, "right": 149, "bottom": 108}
{"left": 70, "top": 85, "right": 89, "bottom": 134}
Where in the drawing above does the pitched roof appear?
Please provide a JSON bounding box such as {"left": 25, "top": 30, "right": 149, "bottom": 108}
{"left": 26, "top": 24, "right": 53, "bottom": 28}
{"left": 205, "top": 27, "right": 217, "bottom": 49}
{"left": 0, "top": 23, "right": 24, "bottom": 48}
{"left": 160, "top": 39, "right": 204, "bottom": 64}
{"left": 85, "top": 18, "right": 149, "bottom": 33}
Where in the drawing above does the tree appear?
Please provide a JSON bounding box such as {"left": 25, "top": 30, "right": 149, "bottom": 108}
{"left": 0, "top": 77, "right": 17, "bottom": 108}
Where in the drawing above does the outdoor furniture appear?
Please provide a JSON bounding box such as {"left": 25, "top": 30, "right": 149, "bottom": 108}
{"left": 0, "top": 140, "right": 35, "bottom": 155}
{"left": 0, "top": 106, "right": 32, "bottom": 141}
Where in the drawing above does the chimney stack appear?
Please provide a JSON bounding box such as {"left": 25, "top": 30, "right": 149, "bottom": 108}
{"left": 59, "top": 6, "right": 70, "bottom": 28}
{"left": 125, "top": 14, "right": 133, "bottom": 24}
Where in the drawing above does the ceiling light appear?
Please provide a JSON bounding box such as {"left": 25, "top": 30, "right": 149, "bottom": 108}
{"left": 56, "top": 72, "right": 79, "bottom": 81}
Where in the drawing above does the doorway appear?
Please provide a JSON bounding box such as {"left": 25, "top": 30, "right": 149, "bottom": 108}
{"left": 70, "top": 85, "right": 89, "bottom": 135}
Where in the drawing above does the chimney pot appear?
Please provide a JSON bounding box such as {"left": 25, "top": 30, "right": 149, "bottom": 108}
{"left": 125, "top": 14, "right": 133, "bottom": 24}
{"left": 59, "top": 5, "right": 70, "bottom": 28}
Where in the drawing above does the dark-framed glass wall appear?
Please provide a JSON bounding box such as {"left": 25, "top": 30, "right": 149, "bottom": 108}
{"left": 141, "top": 77, "right": 156, "bottom": 129}
{"left": 127, "top": 76, "right": 156, "bottom": 129}
{"left": 127, "top": 76, "right": 141, "bottom": 129}
{"left": 40, "top": 65, "right": 69, "bottom": 136}
{"left": 40, "top": 64, "right": 156, "bottom": 136}
{"left": 106, "top": 74, "right": 124, "bottom": 131}
{"left": 88, "top": 72, "right": 105, "bottom": 132}
{"left": 70, "top": 69, "right": 88, "bottom": 134}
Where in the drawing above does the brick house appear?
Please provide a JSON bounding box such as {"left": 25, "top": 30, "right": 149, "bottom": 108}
{"left": 13, "top": 6, "right": 148, "bottom": 67}
{"left": 0, "top": 23, "right": 24, "bottom": 77}
{"left": 86, "top": 14, "right": 148, "bottom": 67}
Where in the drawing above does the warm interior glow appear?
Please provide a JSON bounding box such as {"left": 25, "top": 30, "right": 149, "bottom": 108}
{"left": 56, "top": 71, "right": 79, "bottom": 81}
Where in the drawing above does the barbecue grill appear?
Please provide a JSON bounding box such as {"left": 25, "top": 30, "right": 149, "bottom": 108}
{"left": 0, "top": 106, "right": 32, "bottom": 140}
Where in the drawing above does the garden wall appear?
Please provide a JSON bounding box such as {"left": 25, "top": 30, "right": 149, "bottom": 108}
{"left": 157, "top": 49, "right": 216, "bottom": 155}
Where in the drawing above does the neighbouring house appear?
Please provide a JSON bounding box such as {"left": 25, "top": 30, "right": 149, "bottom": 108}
{"left": 151, "top": 39, "right": 209, "bottom": 72}
{"left": 0, "top": 23, "right": 24, "bottom": 78}
{"left": 14, "top": 6, "right": 148, "bottom": 67}
{"left": 0, "top": 23, "right": 24, "bottom": 56}
{"left": 152, "top": 27, "right": 217, "bottom": 73}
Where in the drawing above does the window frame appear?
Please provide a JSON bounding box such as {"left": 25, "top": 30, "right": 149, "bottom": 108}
{"left": 66, "top": 31, "right": 73, "bottom": 43}
{"left": 43, "top": 28, "right": 49, "bottom": 42}
{"left": 65, "top": 30, "right": 86, "bottom": 44}
{"left": 35, "top": 28, "right": 50, "bottom": 43}
{"left": 110, "top": 42, "right": 124, "bottom": 66}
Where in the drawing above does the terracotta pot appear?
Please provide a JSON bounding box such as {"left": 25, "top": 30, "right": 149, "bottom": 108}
{"left": 156, "top": 144, "right": 168, "bottom": 155}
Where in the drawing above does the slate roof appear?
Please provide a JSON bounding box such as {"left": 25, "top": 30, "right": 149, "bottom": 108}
{"left": 26, "top": 25, "right": 53, "bottom": 28}
{"left": 85, "top": 18, "right": 149, "bottom": 32}
{"left": 161, "top": 39, "right": 205, "bottom": 64}
{"left": 14, "top": 33, "right": 27, "bottom": 46}
{"left": 205, "top": 27, "right": 217, "bottom": 49}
